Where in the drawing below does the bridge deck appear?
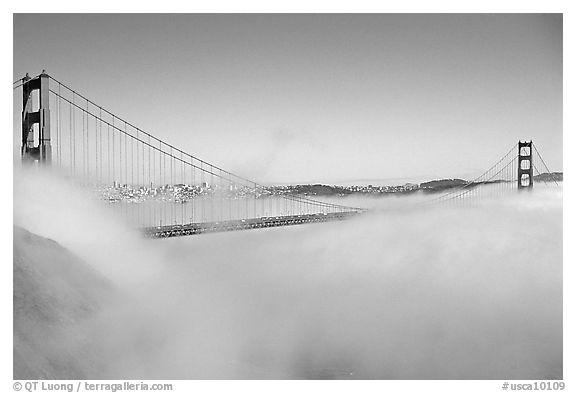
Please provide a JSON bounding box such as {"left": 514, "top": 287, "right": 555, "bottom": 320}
{"left": 143, "top": 211, "right": 363, "bottom": 238}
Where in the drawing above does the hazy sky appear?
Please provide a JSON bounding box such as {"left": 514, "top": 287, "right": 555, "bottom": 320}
{"left": 13, "top": 14, "right": 562, "bottom": 184}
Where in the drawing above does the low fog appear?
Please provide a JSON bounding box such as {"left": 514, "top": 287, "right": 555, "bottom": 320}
{"left": 13, "top": 167, "right": 562, "bottom": 379}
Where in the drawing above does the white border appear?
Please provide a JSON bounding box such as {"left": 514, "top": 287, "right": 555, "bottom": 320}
{"left": 3, "top": 3, "right": 572, "bottom": 393}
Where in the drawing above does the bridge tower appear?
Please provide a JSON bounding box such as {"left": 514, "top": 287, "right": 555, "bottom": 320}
{"left": 517, "top": 140, "right": 533, "bottom": 190}
{"left": 21, "top": 71, "right": 51, "bottom": 164}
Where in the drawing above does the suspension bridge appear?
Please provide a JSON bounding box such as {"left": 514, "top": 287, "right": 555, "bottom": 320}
{"left": 14, "top": 72, "right": 559, "bottom": 238}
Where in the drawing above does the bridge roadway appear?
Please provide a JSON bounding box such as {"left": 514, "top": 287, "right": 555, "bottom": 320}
{"left": 143, "top": 211, "right": 363, "bottom": 238}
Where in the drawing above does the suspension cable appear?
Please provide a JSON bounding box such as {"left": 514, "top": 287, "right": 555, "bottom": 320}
{"left": 47, "top": 78, "right": 363, "bottom": 213}
{"left": 533, "top": 143, "right": 559, "bottom": 186}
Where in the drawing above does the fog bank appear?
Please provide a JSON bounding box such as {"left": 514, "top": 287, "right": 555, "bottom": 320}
{"left": 13, "top": 168, "right": 562, "bottom": 379}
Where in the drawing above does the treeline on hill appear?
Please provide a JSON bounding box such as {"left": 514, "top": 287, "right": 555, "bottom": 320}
{"left": 534, "top": 172, "right": 563, "bottom": 182}
{"left": 273, "top": 172, "right": 562, "bottom": 197}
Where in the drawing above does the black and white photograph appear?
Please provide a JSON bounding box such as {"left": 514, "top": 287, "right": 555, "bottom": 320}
{"left": 8, "top": 9, "right": 568, "bottom": 387}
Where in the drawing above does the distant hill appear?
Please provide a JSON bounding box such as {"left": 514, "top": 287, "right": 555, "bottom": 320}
{"left": 291, "top": 184, "right": 352, "bottom": 196}
{"left": 265, "top": 172, "right": 562, "bottom": 198}
{"left": 534, "top": 172, "right": 563, "bottom": 182}
{"left": 419, "top": 178, "right": 468, "bottom": 192}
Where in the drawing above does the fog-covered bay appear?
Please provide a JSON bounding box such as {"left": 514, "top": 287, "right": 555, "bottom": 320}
{"left": 13, "top": 169, "right": 562, "bottom": 379}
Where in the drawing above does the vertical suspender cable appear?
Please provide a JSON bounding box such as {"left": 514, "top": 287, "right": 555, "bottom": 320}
{"left": 220, "top": 169, "right": 223, "bottom": 222}
{"left": 99, "top": 108, "right": 102, "bottom": 184}
{"left": 131, "top": 126, "right": 134, "bottom": 186}
{"left": 57, "top": 83, "right": 61, "bottom": 167}
{"left": 162, "top": 141, "right": 165, "bottom": 226}
{"left": 153, "top": 138, "right": 156, "bottom": 227}
{"left": 118, "top": 118, "right": 122, "bottom": 184}
{"left": 112, "top": 116, "right": 116, "bottom": 185}
{"left": 148, "top": 134, "right": 151, "bottom": 227}
{"left": 124, "top": 122, "right": 127, "bottom": 188}
{"left": 201, "top": 161, "right": 205, "bottom": 223}
{"left": 181, "top": 151, "right": 184, "bottom": 225}
{"left": 95, "top": 109, "right": 98, "bottom": 185}
{"left": 107, "top": 120, "right": 110, "bottom": 185}
{"left": 70, "top": 98, "right": 73, "bottom": 176}
{"left": 211, "top": 166, "right": 214, "bottom": 222}
{"left": 171, "top": 147, "right": 174, "bottom": 224}
{"left": 82, "top": 104, "right": 85, "bottom": 180}
{"left": 191, "top": 156, "right": 195, "bottom": 224}
{"left": 136, "top": 128, "right": 139, "bottom": 187}
{"left": 86, "top": 101, "right": 89, "bottom": 182}
{"left": 118, "top": 119, "right": 123, "bottom": 218}
{"left": 160, "top": 141, "right": 164, "bottom": 226}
